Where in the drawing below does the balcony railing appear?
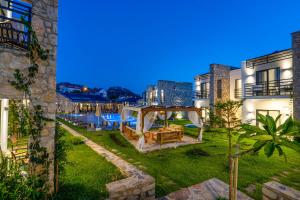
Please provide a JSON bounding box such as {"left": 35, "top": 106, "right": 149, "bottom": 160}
{"left": 234, "top": 88, "right": 242, "bottom": 99}
{"left": 0, "top": 0, "right": 32, "bottom": 50}
{"left": 195, "top": 90, "right": 209, "bottom": 99}
{"left": 244, "top": 79, "right": 293, "bottom": 97}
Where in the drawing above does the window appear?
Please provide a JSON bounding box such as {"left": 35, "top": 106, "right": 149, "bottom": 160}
{"left": 217, "top": 80, "right": 222, "bottom": 98}
{"left": 256, "top": 68, "right": 280, "bottom": 84}
{"left": 256, "top": 109, "right": 280, "bottom": 126}
{"left": 234, "top": 79, "right": 242, "bottom": 98}
{"left": 200, "top": 82, "right": 209, "bottom": 98}
{"left": 256, "top": 68, "right": 280, "bottom": 96}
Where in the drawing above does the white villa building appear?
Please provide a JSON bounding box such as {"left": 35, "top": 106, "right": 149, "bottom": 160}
{"left": 241, "top": 49, "right": 293, "bottom": 125}
{"left": 194, "top": 30, "right": 300, "bottom": 125}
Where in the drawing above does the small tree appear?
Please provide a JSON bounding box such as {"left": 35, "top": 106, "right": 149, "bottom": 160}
{"left": 239, "top": 114, "right": 299, "bottom": 161}
{"left": 214, "top": 100, "right": 243, "bottom": 200}
{"left": 215, "top": 100, "right": 243, "bottom": 162}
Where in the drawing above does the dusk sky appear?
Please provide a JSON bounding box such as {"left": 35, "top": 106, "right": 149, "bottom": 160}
{"left": 57, "top": 0, "right": 300, "bottom": 94}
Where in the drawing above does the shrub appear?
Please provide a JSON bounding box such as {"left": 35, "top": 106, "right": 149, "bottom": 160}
{"left": 109, "top": 133, "right": 127, "bottom": 147}
{"left": 185, "top": 148, "right": 210, "bottom": 158}
{"left": 70, "top": 136, "right": 85, "bottom": 145}
{"left": 0, "top": 152, "right": 47, "bottom": 200}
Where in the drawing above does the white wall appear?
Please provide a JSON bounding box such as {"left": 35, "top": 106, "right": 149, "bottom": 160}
{"left": 242, "top": 98, "right": 293, "bottom": 125}
{"left": 195, "top": 99, "right": 210, "bottom": 108}
{"left": 241, "top": 57, "right": 293, "bottom": 93}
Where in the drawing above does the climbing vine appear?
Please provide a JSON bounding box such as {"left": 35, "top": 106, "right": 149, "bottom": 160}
{"left": 8, "top": 16, "right": 51, "bottom": 197}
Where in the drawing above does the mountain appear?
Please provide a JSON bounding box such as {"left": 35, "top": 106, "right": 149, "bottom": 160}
{"left": 107, "top": 86, "right": 141, "bottom": 100}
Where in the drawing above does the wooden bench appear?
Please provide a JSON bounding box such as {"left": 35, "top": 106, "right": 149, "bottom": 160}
{"left": 123, "top": 126, "right": 139, "bottom": 140}
{"left": 156, "top": 130, "right": 182, "bottom": 145}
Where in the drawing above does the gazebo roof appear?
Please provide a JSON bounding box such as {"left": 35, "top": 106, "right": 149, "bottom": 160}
{"left": 123, "top": 105, "right": 202, "bottom": 114}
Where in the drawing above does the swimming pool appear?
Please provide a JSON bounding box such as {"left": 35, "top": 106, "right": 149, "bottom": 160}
{"left": 61, "top": 113, "right": 136, "bottom": 126}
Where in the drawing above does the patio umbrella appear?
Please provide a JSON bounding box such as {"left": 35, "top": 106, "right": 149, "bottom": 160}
{"left": 95, "top": 104, "right": 101, "bottom": 128}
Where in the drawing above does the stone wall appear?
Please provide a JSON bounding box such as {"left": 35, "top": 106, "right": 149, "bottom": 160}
{"left": 209, "top": 64, "right": 231, "bottom": 109}
{"left": 263, "top": 181, "right": 300, "bottom": 200}
{"left": 0, "top": 0, "right": 58, "bottom": 191}
{"left": 157, "top": 80, "right": 193, "bottom": 106}
{"left": 292, "top": 31, "right": 300, "bottom": 120}
{"left": 56, "top": 93, "right": 74, "bottom": 113}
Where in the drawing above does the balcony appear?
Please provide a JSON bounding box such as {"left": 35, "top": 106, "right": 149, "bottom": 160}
{"left": 234, "top": 88, "right": 242, "bottom": 99}
{"left": 244, "top": 79, "right": 293, "bottom": 97}
{"left": 195, "top": 90, "right": 209, "bottom": 99}
{"left": 0, "top": 0, "right": 32, "bottom": 50}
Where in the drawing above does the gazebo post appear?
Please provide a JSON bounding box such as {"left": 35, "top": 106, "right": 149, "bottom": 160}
{"left": 1, "top": 99, "right": 9, "bottom": 153}
{"left": 164, "top": 110, "right": 167, "bottom": 127}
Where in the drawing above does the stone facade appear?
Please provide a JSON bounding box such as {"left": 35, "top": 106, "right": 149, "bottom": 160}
{"left": 0, "top": 0, "right": 58, "bottom": 191}
{"left": 292, "top": 31, "right": 300, "bottom": 120}
{"left": 209, "top": 64, "right": 232, "bottom": 109}
{"left": 263, "top": 181, "right": 300, "bottom": 200}
{"left": 145, "top": 80, "right": 193, "bottom": 107}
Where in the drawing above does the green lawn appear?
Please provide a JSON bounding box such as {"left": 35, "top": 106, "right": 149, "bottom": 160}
{"left": 59, "top": 119, "right": 300, "bottom": 199}
{"left": 55, "top": 130, "right": 124, "bottom": 200}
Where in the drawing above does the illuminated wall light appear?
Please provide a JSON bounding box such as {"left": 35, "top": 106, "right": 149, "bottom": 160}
{"left": 282, "top": 60, "right": 292, "bottom": 70}
{"left": 246, "top": 76, "right": 255, "bottom": 84}
{"left": 282, "top": 70, "right": 293, "bottom": 79}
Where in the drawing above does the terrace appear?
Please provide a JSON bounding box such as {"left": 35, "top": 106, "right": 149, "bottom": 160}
{"left": 244, "top": 79, "right": 293, "bottom": 97}
{"left": 0, "top": 0, "right": 31, "bottom": 50}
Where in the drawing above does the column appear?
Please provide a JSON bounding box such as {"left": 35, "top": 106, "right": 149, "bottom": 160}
{"left": 1, "top": 99, "right": 9, "bottom": 153}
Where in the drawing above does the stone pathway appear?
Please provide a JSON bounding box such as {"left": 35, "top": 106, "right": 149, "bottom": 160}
{"left": 159, "top": 178, "right": 253, "bottom": 200}
{"left": 60, "top": 123, "right": 155, "bottom": 200}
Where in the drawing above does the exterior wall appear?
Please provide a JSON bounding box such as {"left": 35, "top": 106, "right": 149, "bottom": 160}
{"left": 194, "top": 74, "right": 210, "bottom": 109}
{"left": 241, "top": 57, "right": 293, "bottom": 91}
{"left": 241, "top": 51, "right": 293, "bottom": 125}
{"left": 56, "top": 93, "right": 74, "bottom": 113}
{"left": 157, "top": 80, "right": 193, "bottom": 106}
{"left": 209, "top": 64, "right": 231, "bottom": 108}
{"left": 0, "top": 0, "right": 58, "bottom": 191}
{"left": 242, "top": 98, "right": 293, "bottom": 124}
{"left": 230, "top": 69, "right": 242, "bottom": 100}
{"left": 292, "top": 31, "right": 300, "bottom": 120}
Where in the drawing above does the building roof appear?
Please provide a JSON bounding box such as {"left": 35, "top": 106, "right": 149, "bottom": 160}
{"left": 246, "top": 49, "right": 292, "bottom": 68}
{"left": 58, "top": 92, "right": 108, "bottom": 103}
{"left": 116, "top": 97, "right": 142, "bottom": 103}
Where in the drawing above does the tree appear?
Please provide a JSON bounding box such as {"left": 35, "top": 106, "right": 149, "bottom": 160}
{"left": 239, "top": 114, "right": 300, "bottom": 161}
{"left": 214, "top": 100, "right": 243, "bottom": 200}
{"left": 215, "top": 100, "right": 243, "bottom": 162}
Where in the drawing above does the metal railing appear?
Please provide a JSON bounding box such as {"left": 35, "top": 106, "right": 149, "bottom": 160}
{"left": 234, "top": 88, "right": 242, "bottom": 99}
{"left": 0, "top": 0, "right": 32, "bottom": 49}
{"left": 244, "top": 79, "right": 293, "bottom": 97}
{"left": 195, "top": 90, "right": 209, "bottom": 99}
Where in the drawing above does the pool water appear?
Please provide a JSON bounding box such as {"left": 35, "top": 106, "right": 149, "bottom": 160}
{"left": 63, "top": 113, "right": 136, "bottom": 126}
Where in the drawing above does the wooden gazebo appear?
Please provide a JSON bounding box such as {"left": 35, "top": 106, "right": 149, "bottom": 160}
{"left": 120, "top": 106, "right": 204, "bottom": 150}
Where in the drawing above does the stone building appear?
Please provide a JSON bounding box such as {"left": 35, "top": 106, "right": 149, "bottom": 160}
{"left": 0, "top": 0, "right": 58, "bottom": 191}
{"left": 145, "top": 80, "right": 193, "bottom": 107}
{"left": 194, "top": 65, "right": 241, "bottom": 121}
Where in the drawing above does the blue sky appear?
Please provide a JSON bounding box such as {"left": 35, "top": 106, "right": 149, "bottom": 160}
{"left": 57, "top": 0, "right": 300, "bottom": 94}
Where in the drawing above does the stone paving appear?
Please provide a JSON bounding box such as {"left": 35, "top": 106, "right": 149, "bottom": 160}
{"left": 125, "top": 134, "right": 200, "bottom": 153}
{"left": 159, "top": 178, "right": 253, "bottom": 200}
{"left": 60, "top": 123, "right": 155, "bottom": 200}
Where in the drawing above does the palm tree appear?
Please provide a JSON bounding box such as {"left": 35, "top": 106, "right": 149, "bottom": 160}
{"left": 239, "top": 114, "right": 299, "bottom": 161}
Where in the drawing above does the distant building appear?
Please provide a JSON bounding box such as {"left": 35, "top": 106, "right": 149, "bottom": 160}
{"left": 56, "top": 92, "right": 141, "bottom": 114}
{"left": 57, "top": 82, "right": 83, "bottom": 93}
{"left": 145, "top": 80, "right": 193, "bottom": 106}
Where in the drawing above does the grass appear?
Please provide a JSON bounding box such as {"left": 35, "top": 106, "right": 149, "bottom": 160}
{"left": 59, "top": 119, "right": 300, "bottom": 199}
{"left": 55, "top": 130, "right": 124, "bottom": 200}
